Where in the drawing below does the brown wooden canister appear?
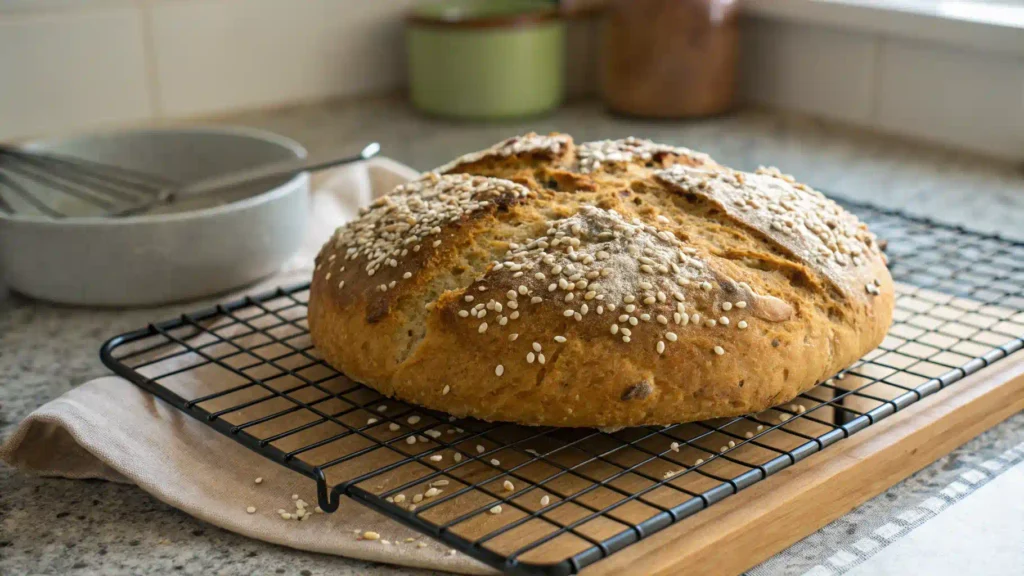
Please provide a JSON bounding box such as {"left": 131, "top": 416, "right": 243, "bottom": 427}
{"left": 600, "top": 0, "right": 739, "bottom": 118}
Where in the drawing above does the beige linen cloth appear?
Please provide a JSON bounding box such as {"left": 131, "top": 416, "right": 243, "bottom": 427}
{"left": 0, "top": 158, "right": 494, "bottom": 575}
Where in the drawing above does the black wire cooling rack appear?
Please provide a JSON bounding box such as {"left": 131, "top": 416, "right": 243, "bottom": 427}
{"left": 100, "top": 198, "right": 1024, "bottom": 576}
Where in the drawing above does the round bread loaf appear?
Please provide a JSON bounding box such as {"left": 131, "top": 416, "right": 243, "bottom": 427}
{"left": 308, "top": 134, "right": 893, "bottom": 427}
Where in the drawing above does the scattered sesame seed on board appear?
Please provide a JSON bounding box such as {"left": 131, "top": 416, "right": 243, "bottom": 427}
{"left": 389, "top": 423, "right": 400, "bottom": 432}
{"left": 694, "top": 458, "right": 704, "bottom": 465}
{"left": 477, "top": 445, "right": 485, "bottom": 453}
{"left": 246, "top": 506, "right": 256, "bottom": 514}
{"left": 408, "top": 415, "right": 421, "bottom": 425}
{"left": 413, "top": 494, "right": 424, "bottom": 503}
{"left": 417, "top": 542, "right": 428, "bottom": 549}
{"left": 429, "top": 454, "right": 443, "bottom": 462}
{"left": 780, "top": 413, "right": 792, "bottom": 422}
{"left": 454, "top": 453, "right": 463, "bottom": 462}
{"left": 745, "top": 431, "right": 754, "bottom": 439}
{"left": 405, "top": 436, "right": 416, "bottom": 445}
{"left": 490, "top": 458, "right": 501, "bottom": 466}
{"left": 394, "top": 494, "right": 406, "bottom": 503}
{"left": 503, "top": 480, "right": 514, "bottom": 491}
{"left": 425, "top": 488, "right": 442, "bottom": 498}
{"left": 254, "top": 477, "right": 263, "bottom": 484}
{"left": 670, "top": 441, "right": 680, "bottom": 452}
{"left": 362, "top": 531, "right": 380, "bottom": 541}
{"left": 490, "top": 505, "right": 503, "bottom": 515}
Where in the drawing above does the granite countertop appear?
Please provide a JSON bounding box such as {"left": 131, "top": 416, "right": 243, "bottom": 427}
{"left": 2, "top": 96, "right": 1023, "bottom": 575}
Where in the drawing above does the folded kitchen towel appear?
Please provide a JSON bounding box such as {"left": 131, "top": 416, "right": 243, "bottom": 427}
{"left": 0, "top": 157, "right": 495, "bottom": 575}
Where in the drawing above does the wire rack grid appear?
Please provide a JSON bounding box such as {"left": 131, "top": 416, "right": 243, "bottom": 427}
{"left": 100, "top": 198, "right": 1024, "bottom": 576}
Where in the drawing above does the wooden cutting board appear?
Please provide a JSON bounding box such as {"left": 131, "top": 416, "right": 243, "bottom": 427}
{"left": 583, "top": 351, "right": 1024, "bottom": 576}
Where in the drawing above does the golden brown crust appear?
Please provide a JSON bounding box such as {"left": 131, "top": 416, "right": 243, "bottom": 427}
{"left": 308, "top": 133, "right": 894, "bottom": 427}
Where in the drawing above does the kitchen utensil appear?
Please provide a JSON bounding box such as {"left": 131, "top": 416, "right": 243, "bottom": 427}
{"left": 406, "top": 0, "right": 565, "bottom": 119}
{"left": 99, "top": 198, "right": 1024, "bottom": 574}
{"left": 0, "top": 126, "right": 314, "bottom": 306}
{"left": 0, "top": 141, "right": 379, "bottom": 218}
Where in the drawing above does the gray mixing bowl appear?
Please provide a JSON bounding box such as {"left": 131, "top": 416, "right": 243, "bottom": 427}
{"left": 0, "top": 126, "right": 309, "bottom": 306}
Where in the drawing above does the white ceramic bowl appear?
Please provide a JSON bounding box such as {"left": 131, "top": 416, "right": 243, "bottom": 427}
{"left": 0, "top": 126, "right": 309, "bottom": 306}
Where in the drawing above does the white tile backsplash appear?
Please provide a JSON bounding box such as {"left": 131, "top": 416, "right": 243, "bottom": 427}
{"left": 0, "top": 7, "right": 153, "bottom": 140}
{"left": 0, "top": 2, "right": 1020, "bottom": 161}
{"left": 874, "top": 38, "right": 1024, "bottom": 160}
{"left": 147, "top": 0, "right": 418, "bottom": 118}
{"left": 741, "top": 18, "right": 879, "bottom": 125}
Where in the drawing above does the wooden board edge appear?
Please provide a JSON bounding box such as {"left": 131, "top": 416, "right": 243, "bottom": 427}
{"left": 581, "top": 352, "right": 1024, "bottom": 576}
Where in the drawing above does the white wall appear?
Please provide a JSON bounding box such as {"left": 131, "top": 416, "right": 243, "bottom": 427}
{"left": 1, "top": 0, "right": 1022, "bottom": 161}
{"left": 0, "top": 0, "right": 420, "bottom": 141}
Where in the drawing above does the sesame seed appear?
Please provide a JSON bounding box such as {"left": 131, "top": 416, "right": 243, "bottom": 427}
{"left": 735, "top": 301, "right": 747, "bottom": 309}
{"left": 644, "top": 296, "right": 656, "bottom": 305}
{"left": 714, "top": 346, "right": 725, "bottom": 355}
{"left": 745, "top": 432, "right": 754, "bottom": 439}
{"left": 541, "top": 495, "right": 551, "bottom": 506}
{"left": 458, "top": 310, "right": 469, "bottom": 318}
{"left": 478, "top": 322, "right": 488, "bottom": 333}
{"left": 465, "top": 295, "right": 474, "bottom": 302}
{"left": 779, "top": 413, "right": 792, "bottom": 422}
{"left": 719, "top": 317, "right": 730, "bottom": 326}
{"left": 538, "top": 353, "right": 546, "bottom": 364}
{"left": 629, "top": 317, "right": 639, "bottom": 326}
{"left": 490, "top": 505, "right": 503, "bottom": 515}
{"left": 670, "top": 441, "right": 680, "bottom": 452}
{"left": 429, "top": 454, "right": 443, "bottom": 462}
{"left": 509, "top": 333, "right": 519, "bottom": 341}
{"left": 666, "top": 332, "right": 678, "bottom": 342}
{"left": 503, "top": 480, "right": 515, "bottom": 491}
{"left": 442, "top": 385, "right": 451, "bottom": 395}
{"left": 408, "top": 415, "right": 421, "bottom": 425}
{"left": 425, "top": 487, "right": 442, "bottom": 497}
{"left": 477, "top": 445, "right": 485, "bottom": 453}
{"left": 394, "top": 494, "right": 406, "bottom": 503}
{"left": 495, "top": 365, "right": 504, "bottom": 377}
{"left": 367, "top": 417, "right": 378, "bottom": 425}
{"left": 701, "top": 282, "right": 712, "bottom": 291}
{"left": 611, "top": 324, "right": 619, "bottom": 335}
{"left": 454, "top": 453, "right": 462, "bottom": 462}
{"left": 563, "top": 309, "right": 575, "bottom": 317}
{"left": 406, "top": 437, "right": 417, "bottom": 445}
{"left": 363, "top": 531, "right": 381, "bottom": 541}
{"left": 490, "top": 458, "right": 501, "bottom": 466}
{"left": 622, "top": 336, "right": 631, "bottom": 343}
{"left": 292, "top": 494, "right": 299, "bottom": 500}
{"left": 737, "top": 321, "right": 748, "bottom": 330}
{"left": 281, "top": 512, "right": 292, "bottom": 520}
{"left": 413, "top": 493, "right": 423, "bottom": 503}
{"left": 657, "top": 341, "right": 666, "bottom": 354}
{"left": 246, "top": 506, "right": 256, "bottom": 514}
{"left": 531, "top": 296, "right": 542, "bottom": 304}
{"left": 694, "top": 458, "right": 704, "bottom": 465}
{"left": 565, "top": 293, "right": 574, "bottom": 302}
{"left": 621, "top": 327, "right": 632, "bottom": 336}
{"left": 656, "top": 315, "right": 668, "bottom": 325}
{"left": 624, "top": 295, "right": 635, "bottom": 303}
{"left": 554, "top": 336, "right": 567, "bottom": 343}
{"left": 254, "top": 477, "right": 263, "bottom": 484}
{"left": 527, "top": 352, "right": 536, "bottom": 363}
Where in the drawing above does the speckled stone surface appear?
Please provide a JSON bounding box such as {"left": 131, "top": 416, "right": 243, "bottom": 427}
{"left": 2, "top": 96, "right": 1022, "bottom": 575}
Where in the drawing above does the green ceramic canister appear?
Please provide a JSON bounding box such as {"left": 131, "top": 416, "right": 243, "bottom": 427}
{"left": 407, "top": 0, "right": 565, "bottom": 119}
